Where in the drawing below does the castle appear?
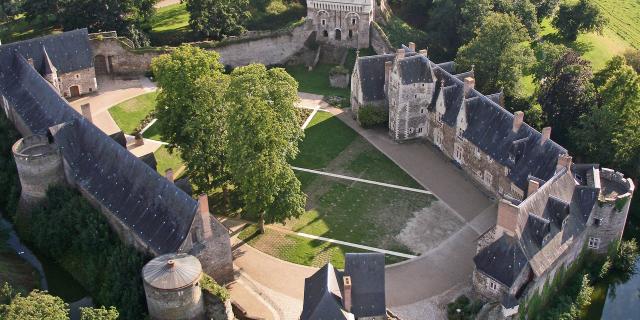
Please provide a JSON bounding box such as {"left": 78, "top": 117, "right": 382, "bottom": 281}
{"left": 0, "top": 30, "right": 234, "bottom": 284}
{"left": 351, "top": 43, "right": 635, "bottom": 316}
{"left": 307, "top": 0, "right": 373, "bottom": 49}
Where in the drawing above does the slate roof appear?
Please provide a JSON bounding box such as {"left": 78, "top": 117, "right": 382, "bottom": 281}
{"left": 398, "top": 55, "right": 433, "bottom": 85}
{"left": 473, "top": 235, "right": 529, "bottom": 287}
{"left": 301, "top": 263, "right": 348, "bottom": 320}
{"left": 0, "top": 29, "right": 93, "bottom": 74}
{"left": 344, "top": 253, "right": 386, "bottom": 317}
{"left": 356, "top": 54, "right": 394, "bottom": 102}
{"left": 0, "top": 32, "right": 198, "bottom": 254}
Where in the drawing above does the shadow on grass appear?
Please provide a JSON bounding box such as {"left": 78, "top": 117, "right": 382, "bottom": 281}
{"left": 541, "top": 33, "right": 595, "bottom": 56}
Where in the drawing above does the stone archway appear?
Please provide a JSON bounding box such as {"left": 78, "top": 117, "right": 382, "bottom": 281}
{"left": 94, "top": 55, "right": 109, "bottom": 75}
{"left": 335, "top": 29, "right": 342, "bottom": 41}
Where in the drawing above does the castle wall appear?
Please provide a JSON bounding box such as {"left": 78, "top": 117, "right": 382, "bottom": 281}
{"left": 90, "top": 23, "right": 313, "bottom": 76}
{"left": 144, "top": 280, "right": 205, "bottom": 320}
{"left": 307, "top": 1, "right": 372, "bottom": 48}
{"left": 58, "top": 68, "right": 98, "bottom": 97}
{"left": 184, "top": 210, "right": 234, "bottom": 284}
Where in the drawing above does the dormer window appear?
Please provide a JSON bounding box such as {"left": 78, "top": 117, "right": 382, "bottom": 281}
{"left": 487, "top": 155, "right": 494, "bottom": 163}
{"left": 474, "top": 146, "right": 481, "bottom": 158}
{"left": 593, "top": 217, "right": 602, "bottom": 226}
{"left": 508, "top": 153, "right": 515, "bottom": 162}
{"left": 457, "top": 128, "right": 464, "bottom": 140}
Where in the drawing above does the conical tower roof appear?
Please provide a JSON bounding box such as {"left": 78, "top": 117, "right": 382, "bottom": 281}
{"left": 142, "top": 253, "right": 202, "bottom": 290}
{"left": 41, "top": 45, "right": 57, "bottom": 75}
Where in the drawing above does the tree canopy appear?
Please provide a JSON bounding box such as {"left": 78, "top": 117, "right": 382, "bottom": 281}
{"left": 152, "top": 45, "right": 231, "bottom": 194}
{"left": 455, "top": 12, "right": 535, "bottom": 98}
{"left": 225, "top": 64, "right": 306, "bottom": 232}
{"left": 186, "top": 0, "right": 250, "bottom": 40}
{"left": 0, "top": 290, "right": 68, "bottom": 320}
{"left": 552, "top": 0, "right": 606, "bottom": 41}
{"left": 80, "top": 306, "right": 119, "bottom": 320}
{"left": 537, "top": 50, "right": 595, "bottom": 147}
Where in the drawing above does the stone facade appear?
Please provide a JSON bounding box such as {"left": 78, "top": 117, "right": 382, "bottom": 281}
{"left": 58, "top": 68, "right": 98, "bottom": 98}
{"left": 307, "top": 0, "right": 373, "bottom": 48}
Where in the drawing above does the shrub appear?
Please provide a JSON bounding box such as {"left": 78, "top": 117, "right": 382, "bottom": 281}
{"left": 358, "top": 106, "right": 388, "bottom": 128}
{"left": 446, "top": 295, "right": 483, "bottom": 320}
{"left": 201, "top": 274, "right": 230, "bottom": 301}
{"left": 612, "top": 239, "right": 639, "bottom": 274}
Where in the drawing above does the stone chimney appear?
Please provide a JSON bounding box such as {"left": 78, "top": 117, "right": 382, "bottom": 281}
{"left": 343, "top": 276, "right": 352, "bottom": 312}
{"left": 134, "top": 133, "right": 144, "bottom": 146}
{"left": 528, "top": 179, "right": 539, "bottom": 196}
{"left": 556, "top": 154, "right": 573, "bottom": 173}
{"left": 513, "top": 111, "right": 524, "bottom": 133}
{"left": 395, "top": 48, "right": 405, "bottom": 60}
{"left": 384, "top": 61, "right": 393, "bottom": 93}
{"left": 541, "top": 127, "right": 551, "bottom": 145}
{"left": 497, "top": 199, "right": 519, "bottom": 237}
{"left": 408, "top": 42, "right": 416, "bottom": 52}
{"left": 198, "top": 194, "right": 213, "bottom": 240}
{"left": 419, "top": 49, "right": 428, "bottom": 56}
{"left": 165, "top": 168, "right": 174, "bottom": 183}
{"left": 80, "top": 104, "right": 92, "bottom": 123}
{"left": 463, "top": 77, "right": 475, "bottom": 97}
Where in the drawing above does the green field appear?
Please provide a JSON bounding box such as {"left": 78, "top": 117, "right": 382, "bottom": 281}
{"left": 108, "top": 91, "right": 158, "bottom": 134}
{"left": 148, "top": 3, "right": 196, "bottom": 46}
{"left": 590, "top": 0, "right": 640, "bottom": 49}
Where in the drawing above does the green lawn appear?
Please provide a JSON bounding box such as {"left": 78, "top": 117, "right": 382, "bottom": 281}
{"left": 292, "top": 111, "right": 357, "bottom": 168}
{"left": 154, "top": 146, "right": 184, "bottom": 176}
{"left": 286, "top": 64, "right": 351, "bottom": 98}
{"left": 109, "top": 92, "right": 158, "bottom": 134}
{"left": 148, "top": 3, "right": 196, "bottom": 46}
{"left": 0, "top": 14, "right": 60, "bottom": 44}
{"left": 590, "top": 0, "right": 640, "bottom": 49}
{"left": 238, "top": 224, "right": 405, "bottom": 268}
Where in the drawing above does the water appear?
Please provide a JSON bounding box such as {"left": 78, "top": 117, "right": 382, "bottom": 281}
{"left": 599, "top": 258, "right": 640, "bottom": 320}
{"left": 0, "top": 217, "right": 87, "bottom": 302}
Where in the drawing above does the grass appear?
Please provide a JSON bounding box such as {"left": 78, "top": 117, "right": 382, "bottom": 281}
{"left": 379, "top": 15, "right": 428, "bottom": 50}
{"left": 108, "top": 92, "right": 158, "bottom": 134}
{"left": 286, "top": 64, "right": 351, "bottom": 98}
{"left": 148, "top": 3, "right": 196, "bottom": 46}
{"left": 154, "top": 146, "right": 184, "bottom": 176}
{"left": 292, "top": 111, "right": 358, "bottom": 168}
{"left": 0, "top": 14, "right": 60, "bottom": 44}
{"left": 238, "top": 224, "right": 406, "bottom": 268}
{"left": 590, "top": 0, "right": 640, "bottom": 49}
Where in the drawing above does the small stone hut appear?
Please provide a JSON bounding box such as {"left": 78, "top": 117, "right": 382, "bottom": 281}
{"left": 142, "top": 253, "right": 206, "bottom": 320}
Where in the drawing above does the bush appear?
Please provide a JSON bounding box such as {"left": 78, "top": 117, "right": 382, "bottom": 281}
{"left": 358, "top": 106, "right": 388, "bottom": 128}
{"left": 612, "top": 239, "right": 639, "bottom": 274}
{"left": 24, "top": 186, "right": 149, "bottom": 319}
{"left": 200, "top": 274, "right": 230, "bottom": 301}
{"left": 446, "top": 295, "right": 483, "bottom": 320}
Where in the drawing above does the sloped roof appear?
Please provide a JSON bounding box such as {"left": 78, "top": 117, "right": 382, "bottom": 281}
{"left": 0, "top": 29, "right": 93, "bottom": 74}
{"left": 301, "top": 263, "right": 348, "bottom": 320}
{"left": 356, "top": 54, "right": 394, "bottom": 102}
{"left": 344, "top": 253, "right": 386, "bottom": 317}
{"left": 398, "top": 55, "right": 433, "bottom": 85}
{"left": 0, "top": 32, "right": 198, "bottom": 254}
{"left": 142, "top": 253, "right": 202, "bottom": 290}
{"left": 473, "top": 235, "right": 529, "bottom": 287}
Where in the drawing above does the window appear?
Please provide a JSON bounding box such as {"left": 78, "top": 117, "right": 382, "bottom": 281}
{"left": 454, "top": 144, "right": 464, "bottom": 163}
{"left": 75, "top": 74, "right": 80, "bottom": 79}
{"left": 457, "top": 127, "right": 464, "bottom": 140}
{"left": 434, "top": 129, "right": 443, "bottom": 148}
{"left": 483, "top": 170, "right": 493, "bottom": 186}
{"left": 352, "top": 18, "right": 356, "bottom": 25}
{"left": 588, "top": 237, "right": 601, "bottom": 249}
{"left": 322, "top": 30, "right": 328, "bottom": 37}
{"left": 414, "top": 94, "right": 418, "bottom": 99}
{"left": 418, "top": 127, "right": 423, "bottom": 133}
{"left": 420, "top": 108, "right": 425, "bottom": 114}
{"left": 487, "top": 280, "right": 499, "bottom": 292}
{"left": 409, "top": 127, "right": 414, "bottom": 133}
{"left": 593, "top": 218, "right": 602, "bottom": 227}
{"left": 474, "top": 146, "right": 481, "bottom": 159}
{"left": 321, "top": 19, "right": 326, "bottom": 26}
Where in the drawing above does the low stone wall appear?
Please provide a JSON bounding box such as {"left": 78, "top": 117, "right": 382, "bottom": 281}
{"left": 90, "top": 21, "right": 314, "bottom": 75}
{"left": 370, "top": 22, "right": 394, "bottom": 55}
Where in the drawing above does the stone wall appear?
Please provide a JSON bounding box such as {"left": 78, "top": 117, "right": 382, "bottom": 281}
{"left": 203, "top": 291, "right": 234, "bottom": 320}
{"left": 370, "top": 22, "right": 394, "bottom": 54}
{"left": 473, "top": 270, "right": 508, "bottom": 302}
{"left": 90, "top": 22, "right": 314, "bottom": 76}
{"left": 330, "top": 73, "right": 350, "bottom": 88}
{"left": 58, "top": 68, "right": 98, "bottom": 97}
{"left": 307, "top": 3, "right": 371, "bottom": 48}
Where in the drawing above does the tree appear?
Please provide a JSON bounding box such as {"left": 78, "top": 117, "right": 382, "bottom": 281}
{"left": 0, "top": 290, "right": 68, "bottom": 320}
{"left": 187, "top": 0, "right": 250, "bottom": 40}
{"left": 572, "top": 61, "right": 640, "bottom": 175}
{"left": 531, "top": 0, "right": 559, "bottom": 22}
{"left": 80, "top": 306, "right": 119, "bottom": 320}
{"left": 533, "top": 42, "right": 570, "bottom": 81}
{"left": 0, "top": 0, "right": 22, "bottom": 21}
{"left": 151, "top": 46, "right": 231, "bottom": 196}
{"left": 455, "top": 12, "right": 535, "bottom": 98}
{"left": 458, "top": 0, "right": 493, "bottom": 43}
{"left": 21, "top": 0, "right": 59, "bottom": 22}
{"left": 494, "top": 0, "right": 540, "bottom": 38}
{"left": 225, "top": 64, "right": 306, "bottom": 233}
{"left": 622, "top": 50, "right": 640, "bottom": 74}
{"left": 425, "top": 0, "right": 465, "bottom": 60}
{"left": 611, "top": 240, "right": 639, "bottom": 275}
{"left": 553, "top": 0, "right": 606, "bottom": 41}
{"left": 538, "top": 50, "right": 595, "bottom": 146}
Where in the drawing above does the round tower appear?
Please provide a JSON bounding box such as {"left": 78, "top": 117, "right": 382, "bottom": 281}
{"left": 12, "top": 134, "right": 66, "bottom": 211}
{"left": 589, "top": 168, "right": 635, "bottom": 252}
{"left": 142, "top": 253, "right": 205, "bottom": 320}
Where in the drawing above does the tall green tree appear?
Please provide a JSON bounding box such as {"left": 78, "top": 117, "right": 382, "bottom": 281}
{"left": 623, "top": 50, "right": 640, "bottom": 74}
{"left": 458, "top": 0, "right": 493, "bottom": 43}
{"left": 533, "top": 42, "right": 570, "bottom": 81}
{"left": 455, "top": 12, "right": 534, "bottom": 97}
{"left": 80, "top": 306, "right": 119, "bottom": 320}
{"left": 187, "top": 0, "right": 250, "bottom": 40}
{"left": 530, "top": 0, "right": 559, "bottom": 22}
{"left": 553, "top": 0, "right": 606, "bottom": 41}
{"left": 152, "top": 45, "right": 231, "bottom": 195}
{"left": 21, "top": 0, "right": 59, "bottom": 22}
{"left": 225, "top": 64, "right": 306, "bottom": 233}
{"left": 425, "top": 0, "right": 465, "bottom": 60}
{"left": 0, "top": 290, "right": 68, "bottom": 320}
{"left": 538, "top": 50, "right": 595, "bottom": 146}
{"left": 572, "top": 61, "right": 640, "bottom": 175}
